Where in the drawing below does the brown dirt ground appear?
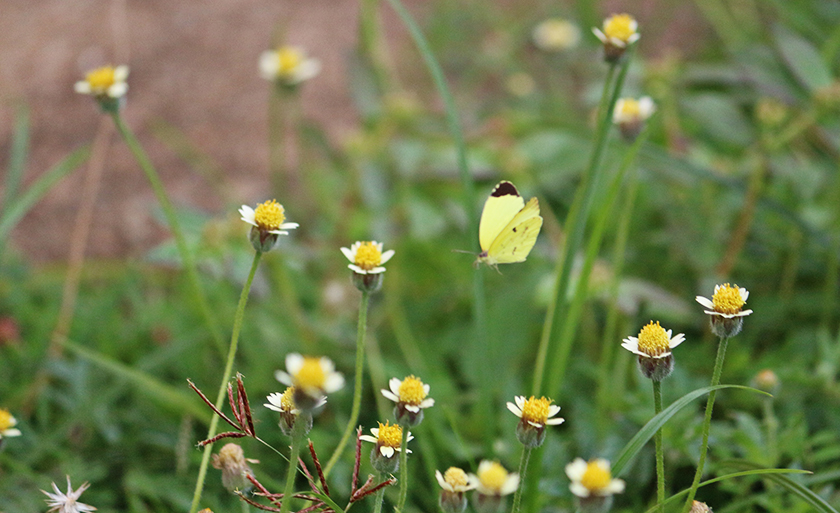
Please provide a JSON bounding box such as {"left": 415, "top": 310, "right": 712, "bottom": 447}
{"left": 0, "top": 0, "right": 705, "bottom": 263}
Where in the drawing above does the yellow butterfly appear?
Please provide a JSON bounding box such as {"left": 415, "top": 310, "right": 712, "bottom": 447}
{"left": 476, "top": 181, "right": 543, "bottom": 267}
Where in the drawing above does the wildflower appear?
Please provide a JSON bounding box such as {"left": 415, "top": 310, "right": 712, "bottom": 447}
{"left": 265, "top": 386, "right": 325, "bottom": 436}
{"left": 74, "top": 65, "right": 129, "bottom": 113}
{"left": 566, "top": 458, "right": 624, "bottom": 513}
{"left": 382, "top": 375, "right": 435, "bottom": 427}
{"left": 211, "top": 443, "right": 258, "bottom": 492}
{"left": 696, "top": 283, "right": 753, "bottom": 338}
{"left": 752, "top": 369, "right": 779, "bottom": 394}
{"left": 0, "top": 408, "right": 21, "bottom": 439}
{"left": 259, "top": 46, "right": 321, "bottom": 87}
{"left": 622, "top": 321, "right": 685, "bottom": 381}
{"left": 468, "top": 460, "right": 519, "bottom": 513}
{"left": 360, "top": 421, "right": 412, "bottom": 473}
{"left": 340, "top": 240, "right": 395, "bottom": 292}
{"left": 275, "top": 353, "right": 344, "bottom": 412}
{"left": 239, "top": 199, "right": 298, "bottom": 252}
{"left": 506, "top": 395, "right": 564, "bottom": 448}
{"left": 613, "top": 96, "right": 655, "bottom": 142}
{"left": 690, "top": 501, "right": 713, "bottom": 513}
{"left": 42, "top": 476, "right": 97, "bottom": 513}
{"left": 532, "top": 18, "right": 581, "bottom": 52}
{"left": 592, "top": 13, "right": 640, "bottom": 62}
{"left": 436, "top": 467, "right": 475, "bottom": 513}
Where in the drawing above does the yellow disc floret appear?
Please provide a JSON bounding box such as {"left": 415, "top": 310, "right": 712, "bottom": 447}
{"left": 294, "top": 357, "right": 327, "bottom": 390}
{"left": 618, "top": 98, "right": 641, "bottom": 118}
{"left": 354, "top": 241, "right": 383, "bottom": 270}
{"left": 637, "top": 321, "right": 670, "bottom": 357}
{"left": 398, "top": 375, "right": 428, "bottom": 405}
{"left": 0, "top": 409, "right": 15, "bottom": 431}
{"left": 85, "top": 66, "right": 118, "bottom": 92}
{"left": 603, "top": 14, "right": 637, "bottom": 43}
{"left": 478, "top": 461, "right": 509, "bottom": 492}
{"left": 377, "top": 421, "right": 403, "bottom": 448}
{"left": 712, "top": 283, "right": 746, "bottom": 315}
{"left": 581, "top": 460, "right": 612, "bottom": 492}
{"left": 277, "top": 47, "right": 304, "bottom": 75}
{"left": 280, "top": 387, "right": 296, "bottom": 411}
{"left": 444, "top": 467, "right": 469, "bottom": 489}
{"left": 254, "top": 199, "right": 286, "bottom": 231}
{"left": 520, "top": 396, "right": 553, "bottom": 425}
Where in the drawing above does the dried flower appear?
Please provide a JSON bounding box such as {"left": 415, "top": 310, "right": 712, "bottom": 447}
{"left": 42, "top": 476, "right": 97, "bottom": 513}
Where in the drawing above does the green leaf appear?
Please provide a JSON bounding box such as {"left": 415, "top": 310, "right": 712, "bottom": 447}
{"left": 723, "top": 460, "right": 839, "bottom": 513}
{"left": 774, "top": 24, "right": 833, "bottom": 92}
{"left": 612, "top": 385, "right": 770, "bottom": 476}
{"left": 2, "top": 104, "right": 30, "bottom": 217}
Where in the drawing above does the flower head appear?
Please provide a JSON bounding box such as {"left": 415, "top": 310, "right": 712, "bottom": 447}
{"left": 0, "top": 408, "right": 21, "bottom": 439}
{"left": 382, "top": 375, "right": 435, "bottom": 426}
{"left": 613, "top": 96, "right": 655, "bottom": 141}
{"left": 565, "top": 458, "right": 625, "bottom": 498}
{"left": 239, "top": 200, "right": 298, "bottom": 252}
{"left": 506, "top": 395, "right": 564, "bottom": 447}
{"left": 341, "top": 241, "right": 395, "bottom": 275}
{"left": 42, "top": 476, "right": 97, "bottom": 513}
{"left": 622, "top": 321, "right": 685, "bottom": 381}
{"left": 592, "top": 14, "right": 639, "bottom": 62}
{"left": 74, "top": 65, "right": 129, "bottom": 99}
{"left": 360, "top": 421, "right": 412, "bottom": 472}
{"left": 469, "top": 460, "right": 519, "bottom": 497}
{"left": 265, "top": 387, "right": 324, "bottom": 436}
{"left": 696, "top": 283, "right": 753, "bottom": 337}
{"left": 690, "top": 501, "right": 714, "bottom": 513}
{"left": 259, "top": 46, "right": 321, "bottom": 86}
{"left": 436, "top": 467, "right": 475, "bottom": 513}
{"left": 532, "top": 18, "right": 581, "bottom": 52}
{"left": 211, "top": 443, "right": 258, "bottom": 492}
{"left": 275, "top": 354, "right": 344, "bottom": 411}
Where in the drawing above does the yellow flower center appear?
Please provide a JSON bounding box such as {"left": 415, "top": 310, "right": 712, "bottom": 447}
{"left": 603, "top": 14, "right": 637, "bottom": 43}
{"left": 85, "top": 66, "right": 117, "bottom": 90}
{"left": 0, "top": 409, "right": 15, "bottom": 431}
{"left": 397, "top": 375, "right": 428, "bottom": 405}
{"left": 280, "top": 387, "right": 296, "bottom": 411}
{"left": 711, "top": 283, "right": 746, "bottom": 315}
{"left": 254, "top": 199, "right": 286, "bottom": 230}
{"left": 618, "top": 99, "right": 641, "bottom": 119}
{"left": 354, "top": 242, "right": 383, "bottom": 270}
{"left": 294, "top": 357, "right": 326, "bottom": 390}
{"left": 580, "top": 460, "right": 612, "bottom": 492}
{"left": 478, "top": 461, "right": 509, "bottom": 492}
{"left": 376, "top": 421, "right": 403, "bottom": 448}
{"left": 277, "top": 47, "right": 303, "bottom": 75}
{"left": 637, "top": 321, "right": 670, "bottom": 357}
{"left": 520, "top": 396, "right": 553, "bottom": 425}
{"left": 443, "top": 467, "right": 469, "bottom": 488}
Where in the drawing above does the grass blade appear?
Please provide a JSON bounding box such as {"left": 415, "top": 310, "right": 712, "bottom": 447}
{"left": 2, "top": 104, "right": 30, "bottom": 216}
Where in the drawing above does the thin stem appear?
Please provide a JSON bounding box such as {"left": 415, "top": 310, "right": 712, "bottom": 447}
{"left": 396, "top": 425, "right": 410, "bottom": 512}
{"left": 511, "top": 446, "right": 532, "bottom": 513}
{"left": 189, "top": 251, "right": 263, "bottom": 513}
{"left": 110, "top": 111, "right": 227, "bottom": 358}
{"left": 372, "top": 471, "right": 387, "bottom": 513}
{"left": 325, "top": 290, "right": 370, "bottom": 477}
{"left": 681, "top": 336, "right": 729, "bottom": 513}
{"left": 280, "top": 418, "right": 308, "bottom": 513}
{"left": 653, "top": 380, "right": 664, "bottom": 513}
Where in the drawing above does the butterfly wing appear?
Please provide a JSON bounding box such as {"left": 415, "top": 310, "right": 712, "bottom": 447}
{"left": 479, "top": 181, "right": 525, "bottom": 252}
{"left": 484, "top": 197, "right": 543, "bottom": 264}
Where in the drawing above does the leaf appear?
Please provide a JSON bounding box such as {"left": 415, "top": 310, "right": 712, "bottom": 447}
{"left": 612, "top": 385, "right": 770, "bottom": 476}
{"left": 2, "top": 104, "right": 30, "bottom": 217}
{"left": 774, "top": 24, "right": 833, "bottom": 93}
{"left": 723, "top": 460, "right": 839, "bottom": 513}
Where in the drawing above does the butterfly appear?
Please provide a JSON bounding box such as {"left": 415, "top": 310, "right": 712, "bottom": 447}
{"left": 475, "top": 181, "right": 543, "bottom": 268}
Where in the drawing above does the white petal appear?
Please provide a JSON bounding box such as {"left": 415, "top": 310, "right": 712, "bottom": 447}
{"left": 348, "top": 264, "right": 368, "bottom": 274}
{"left": 380, "top": 249, "right": 395, "bottom": 265}
{"left": 514, "top": 395, "right": 526, "bottom": 409}
{"left": 114, "top": 65, "right": 130, "bottom": 81}
{"left": 280, "top": 222, "right": 299, "bottom": 230}
{"left": 500, "top": 473, "right": 520, "bottom": 495}
{"left": 435, "top": 470, "right": 453, "bottom": 491}
{"left": 367, "top": 267, "right": 387, "bottom": 274}
{"left": 275, "top": 370, "right": 293, "bottom": 386}
{"left": 286, "top": 353, "right": 304, "bottom": 375}
{"left": 638, "top": 96, "right": 656, "bottom": 118}
{"left": 604, "top": 478, "right": 625, "bottom": 494}
{"left": 547, "top": 405, "right": 561, "bottom": 417}
{"left": 669, "top": 333, "right": 686, "bottom": 349}
{"left": 389, "top": 377, "right": 402, "bottom": 395}
{"left": 546, "top": 417, "right": 565, "bottom": 425}
{"left": 564, "top": 458, "right": 587, "bottom": 481}
{"left": 696, "top": 296, "right": 714, "bottom": 309}
{"left": 422, "top": 383, "right": 430, "bottom": 395}
{"left": 405, "top": 405, "right": 420, "bottom": 413}
{"left": 569, "top": 482, "right": 590, "bottom": 498}
{"left": 259, "top": 51, "right": 279, "bottom": 80}
{"left": 292, "top": 58, "right": 321, "bottom": 83}
{"left": 741, "top": 288, "right": 750, "bottom": 301}
{"left": 341, "top": 246, "right": 355, "bottom": 262}
{"left": 382, "top": 390, "right": 400, "bottom": 403}
{"left": 74, "top": 81, "right": 92, "bottom": 94}
{"left": 108, "top": 82, "right": 128, "bottom": 98}
{"left": 359, "top": 435, "right": 377, "bottom": 444}
{"left": 592, "top": 27, "right": 608, "bottom": 44}
{"left": 324, "top": 373, "right": 345, "bottom": 393}
{"left": 380, "top": 446, "right": 395, "bottom": 458}
{"left": 420, "top": 398, "right": 435, "bottom": 408}
{"left": 506, "top": 402, "right": 523, "bottom": 418}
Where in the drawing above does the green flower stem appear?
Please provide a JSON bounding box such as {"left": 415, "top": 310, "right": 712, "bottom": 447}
{"left": 280, "top": 417, "right": 308, "bottom": 513}
{"left": 189, "top": 251, "right": 263, "bottom": 513}
{"left": 110, "top": 111, "right": 226, "bottom": 358}
{"left": 681, "top": 335, "right": 730, "bottom": 513}
{"left": 373, "top": 471, "right": 387, "bottom": 513}
{"left": 511, "top": 446, "right": 532, "bottom": 513}
{"left": 653, "top": 380, "right": 664, "bottom": 513}
{"left": 396, "top": 424, "right": 410, "bottom": 512}
{"left": 324, "top": 289, "right": 370, "bottom": 477}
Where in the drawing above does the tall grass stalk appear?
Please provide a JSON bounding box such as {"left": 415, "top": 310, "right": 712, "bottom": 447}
{"left": 324, "top": 290, "right": 370, "bottom": 477}
{"left": 110, "top": 111, "right": 227, "bottom": 357}
{"left": 396, "top": 424, "right": 410, "bottom": 512}
{"left": 189, "top": 251, "right": 263, "bottom": 513}
{"left": 373, "top": 471, "right": 388, "bottom": 513}
{"left": 280, "top": 416, "right": 308, "bottom": 513}
{"left": 511, "top": 447, "right": 532, "bottom": 513}
{"left": 653, "top": 380, "right": 664, "bottom": 513}
{"left": 531, "top": 49, "right": 633, "bottom": 397}
{"left": 681, "top": 335, "right": 730, "bottom": 512}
